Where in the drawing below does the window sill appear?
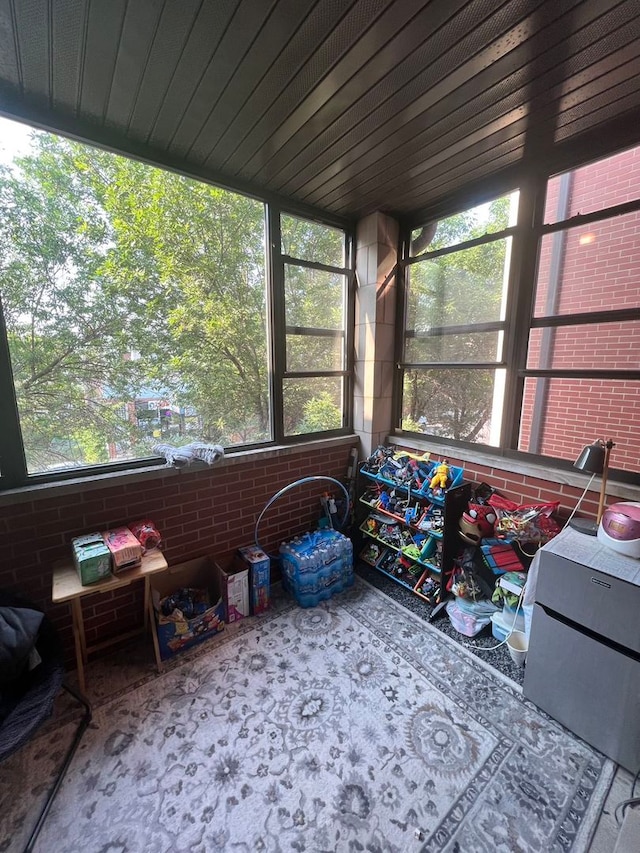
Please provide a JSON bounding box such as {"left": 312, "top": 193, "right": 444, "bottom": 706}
{"left": 0, "top": 435, "right": 358, "bottom": 507}
{"left": 387, "top": 433, "right": 640, "bottom": 502}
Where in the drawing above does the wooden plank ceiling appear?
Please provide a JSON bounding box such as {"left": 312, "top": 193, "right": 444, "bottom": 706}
{"left": 0, "top": 0, "right": 639, "bottom": 223}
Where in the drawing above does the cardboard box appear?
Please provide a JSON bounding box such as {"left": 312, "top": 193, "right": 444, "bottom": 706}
{"left": 218, "top": 562, "right": 250, "bottom": 623}
{"left": 71, "top": 533, "right": 113, "bottom": 585}
{"left": 236, "top": 545, "right": 271, "bottom": 615}
{"left": 103, "top": 526, "right": 143, "bottom": 572}
{"left": 151, "top": 556, "right": 225, "bottom": 661}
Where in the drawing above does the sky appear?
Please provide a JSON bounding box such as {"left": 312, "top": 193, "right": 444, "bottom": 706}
{"left": 0, "top": 114, "right": 35, "bottom": 165}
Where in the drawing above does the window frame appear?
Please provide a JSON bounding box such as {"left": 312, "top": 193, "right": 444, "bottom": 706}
{"left": 269, "top": 206, "right": 355, "bottom": 444}
{"left": 396, "top": 194, "right": 520, "bottom": 450}
{"left": 395, "top": 155, "right": 640, "bottom": 486}
{"left": 0, "top": 134, "right": 355, "bottom": 492}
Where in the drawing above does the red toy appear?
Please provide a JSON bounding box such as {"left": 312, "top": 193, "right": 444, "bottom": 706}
{"left": 128, "top": 518, "right": 162, "bottom": 553}
{"left": 458, "top": 504, "right": 497, "bottom": 546}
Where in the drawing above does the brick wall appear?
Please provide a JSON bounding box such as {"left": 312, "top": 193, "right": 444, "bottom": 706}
{"left": 0, "top": 439, "right": 355, "bottom": 664}
{"left": 520, "top": 146, "right": 640, "bottom": 470}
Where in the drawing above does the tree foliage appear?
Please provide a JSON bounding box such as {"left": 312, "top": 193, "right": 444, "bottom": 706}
{"left": 403, "top": 196, "right": 514, "bottom": 442}
{"left": 0, "top": 130, "right": 345, "bottom": 472}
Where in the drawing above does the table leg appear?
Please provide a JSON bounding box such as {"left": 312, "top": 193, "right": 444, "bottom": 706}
{"left": 70, "top": 600, "right": 86, "bottom": 694}
{"left": 143, "top": 576, "right": 150, "bottom": 632}
{"left": 148, "top": 593, "right": 163, "bottom": 673}
{"left": 72, "top": 597, "right": 88, "bottom": 663}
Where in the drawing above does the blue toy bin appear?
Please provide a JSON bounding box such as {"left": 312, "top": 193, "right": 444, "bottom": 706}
{"left": 419, "top": 461, "right": 464, "bottom": 502}
{"left": 363, "top": 459, "right": 435, "bottom": 494}
{"left": 415, "top": 505, "right": 444, "bottom": 537}
{"left": 416, "top": 535, "right": 438, "bottom": 567}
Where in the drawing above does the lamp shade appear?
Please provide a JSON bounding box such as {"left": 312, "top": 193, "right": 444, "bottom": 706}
{"left": 573, "top": 440, "right": 606, "bottom": 475}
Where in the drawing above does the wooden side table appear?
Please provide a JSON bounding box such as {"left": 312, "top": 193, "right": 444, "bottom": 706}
{"left": 52, "top": 550, "right": 168, "bottom": 693}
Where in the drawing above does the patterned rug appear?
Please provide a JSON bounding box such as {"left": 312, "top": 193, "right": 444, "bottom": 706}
{"left": 1, "top": 579, "right": 613, "bottom": 852}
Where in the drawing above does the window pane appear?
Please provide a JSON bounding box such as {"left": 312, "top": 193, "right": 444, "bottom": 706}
{"left": 281, "top": 213, "right": 344, "bottom": 267}
{"left": 283, "top": 377, "right": 343, "bottom": 435}
{"left": 284, "top": 265, "right": 345, "bottom": 329}
{"left": 544, "top": 145, "right": 640, "bottom": 224}
{"left": 401, "top": 368, "right": 504, "bottom": 446}
{"left": 534, "top": 210, "right": 640, "bottom": 317}
{"left": 286, "top": 333, "right": 344, "bottom": 372}
{"left": 409, "top": 192, "right": 517, "bottom": 255}
{"left": 527, "top": 321, "right": 640, "bottom": 370}
{"left": 519, "top": 377, "right": 638, "bottom": 472}
{"left": 0, "top": 122, "right": 270, "bottom": 474}
{"left": 405, "top": 330, "right": 503, "bottom": 363}
{"left": 406, "top": 239, "right": 512, "bottom": 329}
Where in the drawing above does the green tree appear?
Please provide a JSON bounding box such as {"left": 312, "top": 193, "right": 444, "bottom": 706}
{"left": 280, "top": 214, "right": 347, "bottom": 434}
{"left": 71, "top": 145, "right": 270, "bottom": 443}
{"left": 0, "top": 131, "right": 270, "bottom": 469}
{"left": 0, "top": 140, "right": 143, "bottom": 471}
{"left": 0, "top": 127, "right": 347, "bottom": 472}
{"left": 296, "top": 392, "right": 342, "bottom": 434}
{"left": 403, "top": 196, "right": 513, "bottom": 441}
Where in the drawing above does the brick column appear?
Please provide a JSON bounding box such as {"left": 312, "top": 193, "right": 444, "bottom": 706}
{"left": 353, "top": 212, "right": 399, "bottom": 458}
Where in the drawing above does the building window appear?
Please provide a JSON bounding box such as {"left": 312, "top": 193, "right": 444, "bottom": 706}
{"left": 398, "top": 144, "right": 640, "bottom": 478}
{"left": 0, "top": 119, "right": 352, "bottom": 488}
{"left": 520, "top": 147, "right": 640, "bottom": 473}
{"left": 400, "top": 193, "right": 519, "bottom": 445}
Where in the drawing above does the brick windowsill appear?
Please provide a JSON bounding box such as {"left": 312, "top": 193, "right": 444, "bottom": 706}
{"left": 0, "top": 435, "right": 359, "bottom": 507}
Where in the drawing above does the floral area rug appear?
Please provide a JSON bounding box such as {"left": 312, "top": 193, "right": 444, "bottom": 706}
{"left": 1, "top": 579, "right": 613, "bottom": 852}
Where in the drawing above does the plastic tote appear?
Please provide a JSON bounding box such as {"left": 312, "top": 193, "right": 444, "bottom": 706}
{"left": 446, "top": 598, "right": 492, "bottom": 637}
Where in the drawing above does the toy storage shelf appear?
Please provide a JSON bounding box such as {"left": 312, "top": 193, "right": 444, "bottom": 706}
{"left": 359, "top": 540, "right": 436, "bottom": 602}
{"left": 355, "top": 452, "right": 471, "bottom": 613}
{"left": 358, "top": 519, "right": 442, "bottom": 575}
{"left": 358, "top": 496, "right": 444, "bottom": 540}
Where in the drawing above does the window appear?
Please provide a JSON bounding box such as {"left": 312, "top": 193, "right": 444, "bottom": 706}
{"left": 0, "top": 119, "right": 352, "bottom": 488}
{"left": 520, "top": 148, "right": 640, "bottom": 473}
{"left": 277, "top": 213, "right": 352, "bottom": 437}
{"left": 400, "top": 193, "right": 519, "bottom": 445}
{"left": 398, "top": 145, "right": 640, "bottom": 478}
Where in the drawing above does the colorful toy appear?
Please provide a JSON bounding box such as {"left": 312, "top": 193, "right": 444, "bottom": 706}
{"left": 364, "top": 516, "right": 379, "bottom": 535}
{"left": 459, "top": 504, "right": 497, "bottom": 546}
{"left": 378, "top": 491, "right": 391, "bottom": 510}
{"left": 360, "top": 543, "right": 381, "bottom": 565}
{"left": 128, "top": 518, "right": 162, "bottom": 553}
{"left": 429, "top": 460, "right": 451, "bottom": 493}
{"left": 402, "top": 544, "right": 421, "bottom": 560}
{"left": 417, "top": 506, "right": 444, "bottom": 532}
{"left": 418, "top": 576, "right": 438, "bottom": 602}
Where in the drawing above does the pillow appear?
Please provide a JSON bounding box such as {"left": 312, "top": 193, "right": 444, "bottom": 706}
{"left": 0, "top": 606, "right": 44, "bottom": 684}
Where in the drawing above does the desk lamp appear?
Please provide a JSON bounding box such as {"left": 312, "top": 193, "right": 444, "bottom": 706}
{"left": 569, "top": 438, "right": 615, "bottom": 535}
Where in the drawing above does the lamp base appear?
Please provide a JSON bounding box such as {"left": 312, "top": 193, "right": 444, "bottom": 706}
{"left": 568, "top": 517, "right": 598, "bottom": 536}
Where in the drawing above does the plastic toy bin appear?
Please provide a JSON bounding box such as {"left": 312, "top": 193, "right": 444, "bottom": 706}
{"left": 419, "top": 462, "right": 464, "bottom": 503}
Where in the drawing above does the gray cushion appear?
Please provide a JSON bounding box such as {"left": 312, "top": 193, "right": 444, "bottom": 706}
{"left": 0, "top": 606, "right": 44, "bottom": 684}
